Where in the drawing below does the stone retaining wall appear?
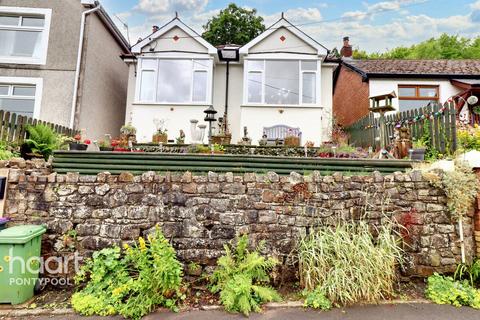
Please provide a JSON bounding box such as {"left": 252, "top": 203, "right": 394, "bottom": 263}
{"left": 3, "top": 159, "right": 475, "bottom": 279}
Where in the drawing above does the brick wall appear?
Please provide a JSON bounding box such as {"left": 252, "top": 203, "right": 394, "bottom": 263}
{"left": 3, "top": 159, "right": 475, "bottom": 280}
{"left": 333, "top": 65, "right": 370, "bottom": 127}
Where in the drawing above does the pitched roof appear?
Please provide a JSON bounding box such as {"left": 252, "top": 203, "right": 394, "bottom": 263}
{"left": 343, "top": 59, "right": 480, "bottom": 78}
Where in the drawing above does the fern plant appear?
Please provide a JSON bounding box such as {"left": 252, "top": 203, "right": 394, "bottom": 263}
{"left": 209, "top": 234, "right": 281, "bottom": 315}
{"left": 24, "top": 124, "right": 62, "bottom": 160}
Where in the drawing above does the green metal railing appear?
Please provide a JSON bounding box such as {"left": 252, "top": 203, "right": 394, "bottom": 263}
{"left": 52, "top": 151, "right": 414, "bottom": 175}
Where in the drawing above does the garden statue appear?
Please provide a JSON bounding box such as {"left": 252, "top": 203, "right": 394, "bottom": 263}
{"left": 176, "top": 130, "right": 186, "bottom": 144}
{"left": 393, "top": 126, "right": 412, "bottom": 159}
{"left": 190, "top": 119, "right": 206, "bottom": 144}
{"left": 238, "top": 126, "right": 252, "bottom": 145}
{"left": 259, "top": 132, "right": 268, "bottom": 146}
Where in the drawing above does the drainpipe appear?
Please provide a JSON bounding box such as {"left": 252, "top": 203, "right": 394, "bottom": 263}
{"left": 69, "top": 4, "right": 101, "bottom": 129}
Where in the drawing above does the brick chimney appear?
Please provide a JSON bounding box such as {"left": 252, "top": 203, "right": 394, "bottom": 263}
{"left": 340, "top": 36, "right": 353, "bottom": 59}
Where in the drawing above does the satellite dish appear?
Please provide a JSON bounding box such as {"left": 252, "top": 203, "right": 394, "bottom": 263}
{"left": 467, "top": 95, "right": 478, "bottom": 105}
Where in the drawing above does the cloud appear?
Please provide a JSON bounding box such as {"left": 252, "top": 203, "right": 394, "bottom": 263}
{"left": 470, "top": 0, "right": 480, "bottom": 10}
{"left": 342, "top": 0, "right": 427, "bottom": 21}
{"left": 134, "top": 0, "right": 208, "bottom": 14}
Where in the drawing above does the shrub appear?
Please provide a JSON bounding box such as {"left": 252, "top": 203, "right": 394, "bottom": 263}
{"left": 0, "top": 141, "right": 18, "bottom": 160}
{"left": 426, "top": 273, "right": 480, "bottom": 308}
{"left": 454, "top": 260, "right": 480, "bottom": 287}
{"left": 24, "top": 124, "right": 63, "bottom": 160}
{"left": 457, "top": 125, "right": 480, "bottom": 151}
{"left": 303, "top": 287, "right": 332, "bottom": 310}
{"left": 72, "top": 228, "right": 183, "bottom": 320}
{"left": 209, "top": 234, "right": 281, "bottom": 315}
{"left": 298, "top": 221, "right": 402, "bottom": 306}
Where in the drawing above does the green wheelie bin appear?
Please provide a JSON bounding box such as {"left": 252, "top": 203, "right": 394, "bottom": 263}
{"left": 0, "top": 225, "right": 46, "bottom": 304}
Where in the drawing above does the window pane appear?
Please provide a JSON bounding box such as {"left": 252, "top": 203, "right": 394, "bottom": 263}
{"left": 399, "top": 99, "right": 436, "bottom": 112}
{"left": 13, "top": 86, "right": 35, "bottom": 96}
{"left": 192, "top": 71, "right": 207, "bottom": 102}
{"left": 22, "top": 17, "right": 45, "bottom": 27}
{"left": 302, "top": 73, "right": 316, "bottom": 104}
{"left": 139, "top": 70, "right": 155, "bottom": 101}
{"left": 419, "top": 87, "right": 437, "bottom": 98}
{"left": 193, "top": 59, "right": 211, "bottom": 70}
{"left": 398, "top": 87, "right": 416, "bottom": 97}
{"left": 302, "top": 61, "right": 317, "bottom": 71}
{"left": 0, "top": 30, "right": 42, "bottom": 58}
{"left": 248, "top": 60, "right": 264, "bottom": 70}
{"left": 247, "top": 72, "right": 262, "bottom": 103}
{"left": 0, "top": 98, "right": 35, "bottom": 116}
{"left": 0, "top": 15, "right": 19, "bottom": 26}
{"left": 265, "top": 60, "right": 299, "bottom": 105}
{"left": 141, "top": 59, "right": 157, "bottom": 69}
{"left": 157, "top": 60, "right": 192, "bottom": 103}
{"left": 0, "top": 86, "right": 8, "bottom": 95}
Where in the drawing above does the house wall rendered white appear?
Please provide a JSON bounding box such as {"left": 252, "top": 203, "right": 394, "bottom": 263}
{"left": 125, "top": 18, "right": 335, "bottom": 146}
{"left": 368, "top": 78, "right": 461, "bottom": 112}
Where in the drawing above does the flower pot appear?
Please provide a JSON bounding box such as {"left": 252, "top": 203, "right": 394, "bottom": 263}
{"left": 284, "top": 136, "right": 300, "bottom": 147}
{"left": 152, "top": 133, "right": 168, "bottom": 144}
{"left": 211, "top": 134, "right": 231, "bottom": 145}
{"left": 410, "top": 148, "right": 426, "bottom": 161}
{"left": 99, "top": 146, "right": 114, "bottom": 151}
{"left": 69, "top": 143, "right": 88, "bottom": 151}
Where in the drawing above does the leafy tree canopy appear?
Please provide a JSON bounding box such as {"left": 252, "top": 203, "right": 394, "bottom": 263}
{"left": 202, "top": 3, "right": 266, "bottom": 46}
{"left": 353, "top": 34, "right": 480, "bottom": 59}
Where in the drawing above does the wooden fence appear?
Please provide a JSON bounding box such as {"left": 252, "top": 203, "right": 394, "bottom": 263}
{"left": 346, "top": 102, "right": 457, "bottom": 154}
{"left": 0, "top": 110, "right": 76, "bottom": 144}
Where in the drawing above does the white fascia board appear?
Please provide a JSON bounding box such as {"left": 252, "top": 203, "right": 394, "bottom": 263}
{"left": 239, "top": 18, "right": 328, "bottom": 56}
{"left": 131, "top": 18, "right": 217, "bottom": 55}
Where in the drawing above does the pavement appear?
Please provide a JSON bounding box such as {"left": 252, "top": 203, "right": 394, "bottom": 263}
{"left": 5, "top": 303, "right": 480, "bottom": 320}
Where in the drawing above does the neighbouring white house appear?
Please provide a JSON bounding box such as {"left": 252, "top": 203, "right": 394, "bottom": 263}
{"left": 333, "top": 38, "right": 480, "bottom": 127}
{"left": 124, "top": 15, "right": 337, "bottom": 146}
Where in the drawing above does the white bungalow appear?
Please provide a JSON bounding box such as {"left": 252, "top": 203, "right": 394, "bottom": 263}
{"left": 124, "top": 15, "right": 337, "bottom": 146}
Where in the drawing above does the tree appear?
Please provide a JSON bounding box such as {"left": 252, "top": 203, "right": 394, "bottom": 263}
{"left": 202, "top": 3, "right": 265, "bottom": 46}
{"left": 353, "top": 34, "right": 480, "bottom": 59}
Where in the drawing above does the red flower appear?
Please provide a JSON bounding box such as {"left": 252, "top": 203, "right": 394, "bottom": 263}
{"left": 84, "top": 139, "right": 91, "bottom": 145}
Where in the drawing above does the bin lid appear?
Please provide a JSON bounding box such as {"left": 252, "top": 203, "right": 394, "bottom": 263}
{"left": 0, "top": 225, "right": 46, "bottom": 244}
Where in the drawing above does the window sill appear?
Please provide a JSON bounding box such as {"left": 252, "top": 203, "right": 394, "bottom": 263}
{"left": 241, "top": 104, "right": 323, "bottom": 108}
{"left": 133, "top": 101, "right": 212, "bottom": 106}
{"left": 0, "top": 57, "right": 46, "bottom": 65}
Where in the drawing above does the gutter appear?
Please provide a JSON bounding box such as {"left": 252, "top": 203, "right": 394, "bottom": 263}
{"left": 69, "top": 4, "right": 101, "bottom": 129}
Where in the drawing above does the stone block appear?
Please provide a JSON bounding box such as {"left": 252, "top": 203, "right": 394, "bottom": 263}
{"left": 118, "top": 172, "right": 134, "bottom": 183}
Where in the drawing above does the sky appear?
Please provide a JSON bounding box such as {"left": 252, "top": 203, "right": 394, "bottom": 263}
{"left": 99, "top": 0, "right": 480, "bottom": 52}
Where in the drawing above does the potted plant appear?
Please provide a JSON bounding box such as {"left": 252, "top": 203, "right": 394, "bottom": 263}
{"left": 23, "top": 124, "right": 65, "bottom": 159}
{"left": 120, "top": 123, "right": 137, "bottom": 146}
{"left": 98, "top": 140, "right": 114, "bottom": 151}
{"left": 410, "top": 139, "right": 426, "bottom": 160}
{"left": 69, "top": 134, "right": 90, "bottom": 151}
{"left": 152, "top": 118, "right": 168, "bottom": 143}
{"left": 211, "top": 118, "right": 232, "bottom": 145}
{"left": 284, "top": 129, "right": 300, "bottom": 147}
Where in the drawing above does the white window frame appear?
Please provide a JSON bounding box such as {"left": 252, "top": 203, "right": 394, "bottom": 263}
{"left": 243, "top": 58, "right": 321, "bottom": 107}
{"left": 0, "top": 6, "right": 52, "bottom": 65}
{"left": 134, "top": 56, "right": 214, "bottom": 105}
{"left": 0, "top": 76, "right": 43, "bottom": 118}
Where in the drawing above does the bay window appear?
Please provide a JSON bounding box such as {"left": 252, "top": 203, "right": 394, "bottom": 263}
{"left": 0, "top": 7, "right": 52, "bottom": 64}
{"left": 245, "top": 59, "right": 319, "bottom": 105}
{"left": 137, "top": 58, "right": 212, "bottom": 104}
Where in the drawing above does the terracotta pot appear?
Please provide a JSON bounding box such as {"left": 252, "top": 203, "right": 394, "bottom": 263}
{"left": 69, "top": 143, "right": 88, "bottom": 151}
{"left": 211, "top": 134, "right": 231, "bottom": 145}
{"left": 284, "top": 136, "right": 300, "bottom": 147}
{"left": 152, "top": 133, "right": 168, "bottom": 143}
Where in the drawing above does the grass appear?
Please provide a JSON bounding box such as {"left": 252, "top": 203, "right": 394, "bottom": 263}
{"left": 298, "top": 221, "right": 403, "bottom": 306}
